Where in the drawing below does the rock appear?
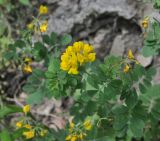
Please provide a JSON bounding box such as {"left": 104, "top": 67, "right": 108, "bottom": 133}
{"left": 136, "top": 54, "right": 153, "bottom": 67}
{"left": 47, "top": 0, "right": 142, "bottom": 60}
{"left": 110, "top": 35, "right": 125, "bottom": 56}
{"left": 48, "top": 0, "right": 138, "bottom": 34}
{"left": 90, "top": 29, "right": 109, "bottom": 50}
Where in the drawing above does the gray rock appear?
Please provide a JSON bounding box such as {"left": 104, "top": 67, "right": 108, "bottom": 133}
{"left": 110, "top": 35, "right": 125, "bottom": 56}
{"left": 48, "top": 0, "right": 138, "bottom": 34}
{"left": 136, "top": 54, "right": 153, "bottom": 67}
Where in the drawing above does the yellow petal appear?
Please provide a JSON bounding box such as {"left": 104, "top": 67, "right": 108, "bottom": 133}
{"left": 23, "top": 130, "right": 35, "bottom": 139}
{"left": 71, "top": 135, "right": 78, "bottom": 141}
{"left": 16, "top": 121, "right": 23, "bottom": 128}
{"left": 66, "top": 135, "right": 72, "bottom": 140}
{"left": 39, "top": 5, "right": 48, "bottom": 15}
{"left": 40, "top": 22, "right": 48, "bottom": 33}
{"left": 24, "top": 57, "right": 32, "bottom": 64}
{"left": 69, "top": 121, "right": 75, "bottom": 129}
{"left": 123, "top": 64, "right": 130, "bottom": 73}
{"left": 128, "top": 49, "right": 134, "bottom": 59}
{"left": 23, "top": 105, "right": 30, "bottom": 114}
{"left": 77, "top": 53, "right": 85, "bottom": 65}
{"left": 24, "top": 124, "right": 32, "bottom": 129}
{"left": 88, "top": 53, "right": 96, "bottom": 62}
{"left": 83, "top": 119, "right": 92, "bottom": 130}
{"left": 68, "top": 67, "right": 79, "bottom": 75}
{"left": 23, "top": 65, "right": 32, "bottom": 74}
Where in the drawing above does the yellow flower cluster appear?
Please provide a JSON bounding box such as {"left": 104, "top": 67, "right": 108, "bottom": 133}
{"left": 39, "top": 5, "right": 48, "bottom": 32}
{"left": 23, "top": 130, "right": 35, "bottom": 139}
{"left": 40, "top": 21, "right": 48, "bottom": 33}
{"left": 27, "top": 5, "right": 48, "bottom": 33}
{"left": 22, "top": 129, "right": 47, "bottom": 139}
{"left": 141, "top": 17, "right": 149, "bottom": 29}
{"left": 123, "top": 49, "right": 139, "bottom": 73}
{"left": 40, "top": 130, "right": 48, "bottom": 137}
{"left": 23, "top": 57, "right": 32, "bottom": 74}
{"left": 23, "top": 104, "right": 30, "bottom": 114}
{"left": 16, "top": 120, "right": 34, "bottom": 139}
{"left": 83, "top": 119, "right": 92, "bottom": 130}
{"left": 27, "top": 22, "right": 34, "bottom": 30}
{"left": 123, "top": 64, "right": 130, "bottom": 73}
{"left": 39, "top": 5, "right": 48, "bottom": 15}
{"left": 61, "top": 41, "right": 96, "bottom": 75}
{"left": 66, "top": 119, "right": 92, "bottom": 141}
{"left": 16, "top": 105, "right": 47, "bottom": 139}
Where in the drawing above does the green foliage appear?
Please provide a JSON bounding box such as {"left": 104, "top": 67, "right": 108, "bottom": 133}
{"left": 0, "top": 105, "right": 22, "bottom": 118}
{"left": 19, "top": 0, "right": 30, "bottom": 5}
{"left": 1, "top": 1, "right": 160, "bottom": 141}
{"left": 0, "top": 129, "right": 12, "bottom": 141}
{"left": 142, "top": 20, "right": 160, "bottom": 57}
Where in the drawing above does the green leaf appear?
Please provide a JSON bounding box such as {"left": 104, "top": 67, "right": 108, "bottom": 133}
{"left": 0, "top": 19, "right": 6, "bottom": 36}
{"left": 142, "top": 46, "right": 157, "bottom": 57}
{"left": 19, "top": 0, "right": 30, "bottom": 5}
{"left": 50, "top": 32, "right": 58, "bottom": 45}
{"left": 33, "top": 42, "right": 47, "bottom": 60}
{"left": 14, "top": 40, "right": 26, "bottom": 48}
{"left": 112, "top": 104, "right": 128, "bottom": 115}
{"left": 143, "top": 78, "right": 152, "bottom": 87}
{"left": 86, "top": 81, "right": 97, "bottom": 91}
{"left": 113, "top": 115, "right": 128, "bottom": 131}
{"left": 146, "top": 67, "right": 157, "bottom": 77}
{"left": 43, "top": 35, "right": 50, "bottom": 45}
{"left": 60, "top": 34, "right": 72, "bottom": 46}
{"left": 0, "top": 129, "right": 11, "bottom": 141}
{"left": 103, "top": 80, "right": 122, "bottom": 100}
{"left": 48, "top": 57, "right": 60, "bottom": 72}
{"left": 0, "top": 0, "right": 4, "bottom": 4}
{"left": 73, "top": 89, "right": 81, "bottom": 100}
{"left": 129, "top": 118, "right": 145, "bottom": 138}
{"left": 0, "top": 105, "right": 22, "bottom": 118}
{"left": 139, "top": 83, "right": 147, "bottom": 94}
{"left": 125, "top": 89, "right": 138, "bottom": 109}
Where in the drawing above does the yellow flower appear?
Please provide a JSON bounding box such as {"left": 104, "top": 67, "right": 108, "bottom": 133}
{"left": 39, "top": 5, "right": 48, "bottom": 15}
{"left": 65, "top": 134, "right": 79, "bottom": 141}
{"left": 77, "top": 53, "right": 85, "bottom": 65}
{"left": 68, "top": 67, "right": 79, "bottom": 75}
{"left": 24, "top": 124, "right": 32, "bottom": 129}
{"left": 60, "top": 41, "right": 96, "bottom": 75}
{"left": 24, "top": 57, "right": 32, "bottom": 64}
{"left": 40, "top": 22, "right": 48, "bottom": 33}
{"left": 73, "top": 41, "right": 84, "bottom": 53}
{"left": 23, "top": 130, "right": 35, "bottom": 139}
{"left": 69, "top": 121, "right": 75, "bottom": 129}
{"left": 65, "top": 135, "right": 72, "bottom": 140}
{"left": 141, "top": 18, "right": 149, "bottom": 29}
{"left": 79, "top": 133, "right": 86, "bottom": 140}
{"left": 23, "top": 65, "right": 32, "bottom": 74}
{"left": 88, "top": 53, "right": 96, "bottom": 62}
{"left": 83, "top": 44, "right": 93, "bottom": 54}
{"left": 61, "top": 61, "right": 70, "bottom": 71}
{"left": 71, "top": 135, "right": 78, "bottom": 141}
{"left": 128, "top": 49, "right": 134, "bottom": 60}
{"left": 83, "top": 119, "right": 92, "bottom": 130}
{"left": 27, "top": 22, "right": 34, "bottom": 30}
{"left": 123, "top": 64, "right": 130, "bottom": 73}
{"left": 40, "top": 130, "right": 48, "bottom": 137}
{"left": 23, "top": 105, "right": 30, "bottom": 114}
{"left": 16, "top": 121, "right": 23, "bottom": 128}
